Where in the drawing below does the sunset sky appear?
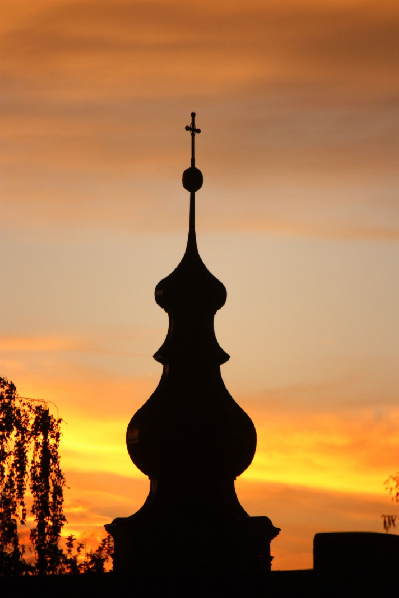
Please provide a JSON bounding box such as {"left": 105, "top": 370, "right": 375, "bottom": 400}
{"left": 1, "top": 0, "right": 398, "bottom": 570}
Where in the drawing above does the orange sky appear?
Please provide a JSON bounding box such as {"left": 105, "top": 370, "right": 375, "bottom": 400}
{"left": 1, "top": 0, "right": 398, "bottom": 569}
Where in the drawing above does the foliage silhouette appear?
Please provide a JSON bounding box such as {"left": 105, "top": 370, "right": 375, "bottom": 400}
{"left": 60, "top": 533, "right": 113, "bottom": 574}
{"left": 0, "top": 377, "right": 113, "bottom": 575}
{"left": 382, "top": 472, "right": 399, "bottom": 532}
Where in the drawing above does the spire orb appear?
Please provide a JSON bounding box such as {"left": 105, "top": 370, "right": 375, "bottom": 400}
{"left": 182, "top": 166, "right": 203, "bottom": 192}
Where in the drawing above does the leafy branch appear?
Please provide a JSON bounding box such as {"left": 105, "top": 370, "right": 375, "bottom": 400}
{"left": 0, "top": 377, "right": 113, "bottom": 575}
{"left": 382, "top": 472, "right": 399, "bottom": 533}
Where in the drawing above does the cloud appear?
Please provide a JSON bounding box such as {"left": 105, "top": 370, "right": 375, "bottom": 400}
{"left": 3, "top": 333, "right": 397, "bottom": 571}
{"left": 57, "top": 376, "right": 399, "bottom": 502}
{"left": 0, "top": 332, "right": 155, "bottom": 356}
{"left": 60, "top": 469, "right": 399, "bottom": 570}
{"left": 4, "top": 347, "right": 398, "bottom": 499}
{"left": 0, "top": 334, "right": 120, "bottom": 354}
{"left": 2, "top": 1, "right": 398, "bottom": 87}
{"left": 1, "top": 1, "right": 397, "bottom": 240}
{"left": 239, "top": 391, "right": 399, "bottom": 496}
{"left": 236, "top": 479, "right": 399, "bottom": 569}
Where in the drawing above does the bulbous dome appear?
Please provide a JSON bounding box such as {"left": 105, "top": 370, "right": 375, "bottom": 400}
{"left": 127, "top": 372, "right": 257, "bottom": 481}
{"left": 127, "top": 110, "right": 257, "bottom": 500}
{"left": 155, "top": 240, "right": 226, "bottom": 315}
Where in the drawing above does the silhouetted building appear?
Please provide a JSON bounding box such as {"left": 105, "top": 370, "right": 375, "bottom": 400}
{"left": 105, "top": 113, "right": 280, "bottom": 576}
{"left": 313, "top": 531, "right": 399, "bottom": 596}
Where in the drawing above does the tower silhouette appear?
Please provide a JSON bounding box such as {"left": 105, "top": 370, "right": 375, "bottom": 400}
{"left": 106, "top": 113, "right": 279, "bottom": 576}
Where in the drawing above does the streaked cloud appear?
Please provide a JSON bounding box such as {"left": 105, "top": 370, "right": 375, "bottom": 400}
{"left": 1, "top": 0, "right": 398, "bottom": 240}
{"left": 60, "top": 469, "right": 398, "bottom": 570}
{"left": 236, "top": 479, "right": 398, "bottom": 569}
{"left": 3, "top": 1, "right": 397, "bottom": 89}
{"left": 0, "top": 334, "right": 127, "bottom": 355}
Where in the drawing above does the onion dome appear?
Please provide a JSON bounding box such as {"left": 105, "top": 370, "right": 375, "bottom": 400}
{"left": 155, "top": 238, "right": 226, "bottom": 315}
{"left": 153, "top": 235, "right": 230, "bottom": 366}
{"left": 153, "top": 112, "right": 228, "bottom": 365}
{"left": 156, "top": 112, "right": 224, "bottom": 316}
{"left": 127, "top": 111, "right": 255, "bottom": 486}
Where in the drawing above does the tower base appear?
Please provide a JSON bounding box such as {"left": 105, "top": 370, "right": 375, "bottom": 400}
{"left": 106, "top": 513, "right": 279, "bottom": 576}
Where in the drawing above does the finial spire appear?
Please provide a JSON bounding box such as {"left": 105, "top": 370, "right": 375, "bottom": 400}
{"left": 107, "top": 114, "right": 280, "bottom": 577}
{"left": 182, "top": 112, "right": 203, "bottom": 246}
{"left": 185, "top": 112, "right": 201, "bottom": 167}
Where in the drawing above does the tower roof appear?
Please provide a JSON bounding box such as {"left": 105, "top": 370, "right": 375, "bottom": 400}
{"left": 154, "top": 112, "right": 227, "bottom": 317}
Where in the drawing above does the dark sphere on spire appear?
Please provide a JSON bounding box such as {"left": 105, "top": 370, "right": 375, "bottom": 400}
{"left": 182, "top": 166, "right": 203, "bottom": 192}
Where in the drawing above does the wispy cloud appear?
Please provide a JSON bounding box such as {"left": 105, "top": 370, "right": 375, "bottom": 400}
{"left": 236, "top": 479, "right": 399, "bottom": 569}
{"left": 238, "top": 385, "right": 399, "bottom": 496}
{"left": 60, "top": 469, "right": 398, "bottom": 570}
{"left": 0, "top": 333, "right": 149, "bottom": 356}
{"left": 1, "top": 0, "right": 398, "bottom": 240}
{"left": 3, "top": 1, "right": 397, "bottom": 89}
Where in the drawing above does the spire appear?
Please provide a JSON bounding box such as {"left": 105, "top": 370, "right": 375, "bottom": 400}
{"left": 182, "top": 112, "right": 203, "bottom": 248}
{"left": 105, "top": 113, "right": 280, "bottom": 578}
{"left": 154, "top": 112, "right": 227, "bottom": 345}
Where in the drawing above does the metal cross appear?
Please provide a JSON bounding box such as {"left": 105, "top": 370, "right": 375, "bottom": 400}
{"left": 185, "top": 112, "right": 201, "bottom": 166}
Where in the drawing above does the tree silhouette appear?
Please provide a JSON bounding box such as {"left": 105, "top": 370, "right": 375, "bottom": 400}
{"left": 61, "top": 533, "right": 113, "bottom": 574}
{"left": 382, "top": 472, "right": 399, "bottom": 532}
{"left": 0, "top": 377, "right": 113, "bottom": 575}
{"left": 0, "top": 377, "right": 66, "bottom": 574}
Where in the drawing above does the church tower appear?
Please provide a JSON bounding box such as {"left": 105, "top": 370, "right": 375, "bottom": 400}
{"left": 106, "top": 113, "right": 279, "bottom": 575}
